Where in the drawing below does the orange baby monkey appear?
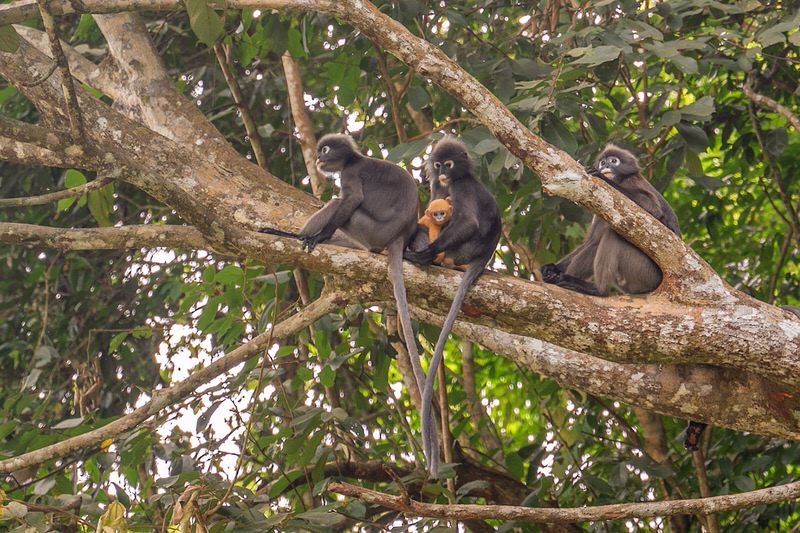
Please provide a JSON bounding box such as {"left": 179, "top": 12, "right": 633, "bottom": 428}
{"left": 418, "top": 198, "right": 453, "bottom": 265}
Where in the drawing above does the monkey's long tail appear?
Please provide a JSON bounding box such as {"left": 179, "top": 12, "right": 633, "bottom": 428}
{"left": 421, "top": 261, "right": 485, "bottom": 477}
{"left": 258, "top": 227, "right": 304, "bottom": 240}
{"left": 388, "top": 239, "right": 440, "bottom": 471}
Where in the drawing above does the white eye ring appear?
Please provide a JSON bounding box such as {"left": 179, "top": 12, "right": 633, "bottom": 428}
{"left": 321, "top": 146, "right": 331, "bottom": 154}
{"left": 608, "top": 156, "right": 619, "bottom": 165}
{"left": 433, "top": 161, "right": 441, "bottom": 169}
{"left": 444, "top": 160, "right": 454, "bottom": 169}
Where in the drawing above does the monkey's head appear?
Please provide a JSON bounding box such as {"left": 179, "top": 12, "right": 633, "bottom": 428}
{"left": 428, "top": 137, "right": 474, "bottom": 187}
{"left": 426, "top": 198, "right": 453, "bottom": 225}
{"left": 595, "top": 144, "right": 640, "bottom": 180}
{"left": 316, "top": 134, "right": 360, "bottom": 173}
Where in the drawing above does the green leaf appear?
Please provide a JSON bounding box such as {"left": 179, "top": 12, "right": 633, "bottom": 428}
{"left": 676, "top": 123, "right": 709, "bottom": 152}
{"left": 734, "top": 475, "right": 755, "bottom": 492}
{"left": 320, "top": 365, "right": 335, "bottom": 388}
{"left": 570, "top": 45, "right": 621, "bottom": 67}
{"left": 406, "top": 86, "right": 430, "bottom": 110}
{"left": 670, "top": 54, "right": 699, "bottom": 74}
{"left": 505, "top": 452, "right": 524, "bottom": 479}
{"left": 58, "top": 169, "right": 88, "bottom": 211}
{"left": 186, "top": 0, "right": 224, "bottom": 46}
{"left": 0, "top": 25, "right": 20, "bottom": 53}
{"left": 263, "top": 15, "right": 288, "bottom": 55}
{"left": 215, "top": 265, "right": 244, "bottom": 285}
{"left": 296, "top": 509, "right": 346, "bottom": 527}
{"left": 680, "top": 96, "right": 715, "bottom": 121}
{"left": 87, "top": 182, "right": 114, "bottom": 227}
{"left": 287, "top": 27, "right": 307, "bottom": 58}
{"left": 64, "top": 169, "right": 87, "bottom": 188}
{"left": 109, "top": 332, "right": 129, "bottom": 353}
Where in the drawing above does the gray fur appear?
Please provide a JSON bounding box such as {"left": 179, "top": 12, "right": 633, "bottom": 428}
{"left": 541, "top": 144, "right": 680, "bottom": 296}
{"left": 405, "top": 138, "right": 502, "bottom": 476}
{"left": 294, "top": 135, "right": 436, "bottom": 469}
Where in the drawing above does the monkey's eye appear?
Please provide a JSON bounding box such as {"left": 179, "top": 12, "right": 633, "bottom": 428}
{"left": 433, "top": 161, "right": 441, "bottom": 169}
{"left": 608, "top": 156, "right": 619, "bottom": 166}
{"left": 444, "top": 160, "right": 454, "bottom": 169}
{"left": 321, "top": 146, "right": 331, "bottom": 155}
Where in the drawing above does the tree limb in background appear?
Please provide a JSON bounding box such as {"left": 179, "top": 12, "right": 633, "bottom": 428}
{"left": 328, "top": 478, "right": 800, "bottom": 524}
{"left": 281, "top": 51, "right": 325, "bottom": 196}
{"left": 743, "top": 81, "right": 800, "bottom": 132}
{"left": 0, "top": 291, "right": 342, "bottom": 475}
{"left": 214, "top": 42, "right": 268, "bottom": 169}
{"left": 35, "top": 0, "right": 84, "bottom": 140}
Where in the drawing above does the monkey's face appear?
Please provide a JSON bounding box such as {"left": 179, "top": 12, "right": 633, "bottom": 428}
{"left": 431, "top": 209, "right": 449, "bottom": 223}
{"left": 596, "top": 147, "right": 639, "bottom": 180}
{"left": 316, "top": 134, "right": 359, "bottom": 173}
{"left": 426, "top": 198, "right": 453, "bottom": 224}
{"left": 428, "top": 141, "right": 473, "bottom": 185}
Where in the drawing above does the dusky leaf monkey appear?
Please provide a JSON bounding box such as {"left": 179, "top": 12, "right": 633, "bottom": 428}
{"left": 259, "top": 134, "right": 437, "bottom": 463}
{"left": 540, "top": 144, "right": 680, "bottom": 296}
{"left": 405, "top": 137, "right": 502, "bottom": 476}
{"left": 540, "top": 144, "right": 706, "bottom": 449}
{"left": 417, "top": 197, "right": 454, "bottom": 266}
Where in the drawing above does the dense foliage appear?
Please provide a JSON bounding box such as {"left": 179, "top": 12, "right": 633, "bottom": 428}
{"left": 0, "top": 0, "right": 798, "bottom": 531}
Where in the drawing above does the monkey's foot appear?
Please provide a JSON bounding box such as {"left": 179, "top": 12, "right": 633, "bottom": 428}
{"left": 684, "top": 421, "right": 707, "bottom": 451}
{"left": 539, "top": 263, "right": 562, "bottom": 283}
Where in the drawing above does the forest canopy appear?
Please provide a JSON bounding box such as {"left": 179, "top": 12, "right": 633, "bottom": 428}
{"left": 0, "top": 0, "right": 799, "bottom": 531}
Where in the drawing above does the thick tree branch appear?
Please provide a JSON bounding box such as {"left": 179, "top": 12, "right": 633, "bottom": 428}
{"left": 328, "top": 479, "right": 800, "bottom": 524}
{"left": 411, "top": 307, "right": 800, "bottom": 441}
{"left": 0, "top": 222, "right": 211, "bottom": 250}
{"left": 0, "top": 2, "right": 749, "bottom": 299}
{"left": 0, "top": 291, "right": 342, "bottom": 475}
{"left": 0, "top": 136, "right": 93, "bottom": 168}
{"left": 14, "top": 25, "right": 120, "bottom": 97}
{"left": 5, "top": 218, "right": 800, "bottom": 433}
{"left": 0, "top": 176, "right": 113, "bottom": 207}
{"left": 92, "top": 13, "right": 235, "bottom": 156}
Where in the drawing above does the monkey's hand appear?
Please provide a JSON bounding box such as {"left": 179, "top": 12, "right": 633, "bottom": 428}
{"left": 539, "top": 263, "right": 563, "bottom": 283}
{"left": 585, "top": 166, "right": 603, "bottom": 178}
{"left": 404, "top": 245, "right": 438, "bottom": 265}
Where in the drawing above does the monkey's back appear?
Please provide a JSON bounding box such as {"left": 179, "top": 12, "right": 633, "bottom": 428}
{"left": 447, "top": 177, "right": 501, "bottom": 266}
{"left": 341, "top": 157, "right": 420, "bottom": 252}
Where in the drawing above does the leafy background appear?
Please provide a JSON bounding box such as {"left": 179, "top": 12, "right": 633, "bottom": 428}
{"left": 0, "top": 0, "right": 799, "bottom": 531}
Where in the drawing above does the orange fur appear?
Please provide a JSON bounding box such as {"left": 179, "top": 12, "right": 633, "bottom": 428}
{"left": 418, "top": 198, "right": 453, "bottom": 264}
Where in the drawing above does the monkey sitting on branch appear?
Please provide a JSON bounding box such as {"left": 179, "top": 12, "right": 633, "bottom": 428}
{"left": 258, "top": 134, "right": 438, "bottom": 467}
{"left": 405, "top": 137, "right": 502, "bottom": 476}
{"left": 540, "top": 144, "right": 705, "bottom": 449}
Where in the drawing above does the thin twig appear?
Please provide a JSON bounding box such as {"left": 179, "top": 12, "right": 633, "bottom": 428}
{"left": 767, "top": 231, "right": 793, "bottom": 304}
{"left": 746, "top": 100, "right": 800, "bottom": 239}
{"left": 0, "top": 292, "right": 340, "bottom": 474}
{"left": 214, "top": 42, "right": 267, "bottom": 169}
{"left": 692, "top": 448, "right": 720, "bottom": 533}
{"left": 0, "top": 177, "right": 113, "bottom": 207}
{"left": 374, "top": 45, "right": 407, "bottom": 143}
{"left": 329, "top": 478, "right": 800, "bottom": 524}
{"left": 36, "top": 0, "right": 85, "bottom": 141}
{"left": 743, "top": 81, "right": 800, "bottom": 132}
